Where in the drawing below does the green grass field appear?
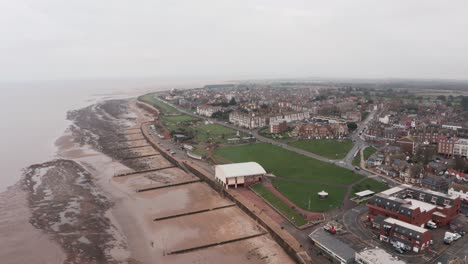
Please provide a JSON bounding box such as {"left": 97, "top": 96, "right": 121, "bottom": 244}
{"left": 251, "top": 184, "right": 308, "bottom": 226}
{"left": 138, "top": 94, "right": 178, "bottom": 114}
{"left": 352, "top": 178, "right": 388, "bottom": 195}
{"left": 162, "top": 114, "right": 198, "bottom": 123}
{"left": 352, "top": 153, "right": 361, "bottom": 166}
{"left": 214, "top": 143, "right": 363, "bottom": 211}
{"left": 272, "top": 179, "right": 347, "bottom": 212}
{"left": 289, "top": 139, "right": 354, "bottom": 159}
{"left": 364, "top": 146, "right": 377, "bottom": 160}
{"left": 194, "top": 124, "right": 237, "bottom": 142}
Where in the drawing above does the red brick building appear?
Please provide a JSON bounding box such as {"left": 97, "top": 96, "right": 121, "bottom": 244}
{"left": 396, "top": 136, "right": 417, "bottom": 154}
{"left": 269, "top": 120, "right": 288, "bottom": 134}
{"left": 374, "top": 217, "right": 431, "bottom": 253}
{"left": 367, "top": 184, "right": 461, "bottom": 227}
{"left": 293, "top": 123, "right": 348, "bottom": 138}
{"left": 437, "top": 136, "right": 456, "bottom": 156}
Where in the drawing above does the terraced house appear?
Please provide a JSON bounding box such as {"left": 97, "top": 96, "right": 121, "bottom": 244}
{"left": 377, "top": 217, "right": 431, "bottom": 253}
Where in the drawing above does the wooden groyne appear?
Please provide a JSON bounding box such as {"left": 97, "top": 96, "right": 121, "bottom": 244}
{"left": 117, "top": 145, "right": 151, "bottom": 150}
{"left": 167, "top": 232, "right": 267, "bottom": 255}
{"left": 153, "top": 204, "right": 236, "bottom": 221}
{"left": 114, "top": 165, "right": 176, "bottom": 178}
{"left": 122, "top": 153, "right": 160, "bottom": 160}
{"left": 136, "top": 179, "right": 200, "bottom": 192}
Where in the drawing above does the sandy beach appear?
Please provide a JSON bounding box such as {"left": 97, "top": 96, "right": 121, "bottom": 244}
{"left": 0, "top": 97, "right": 294, "bottom": 264}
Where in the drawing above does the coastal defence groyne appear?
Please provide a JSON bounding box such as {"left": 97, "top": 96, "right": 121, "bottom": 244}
{"left": 137, "top": 101, "right": 311, "bottom": 264}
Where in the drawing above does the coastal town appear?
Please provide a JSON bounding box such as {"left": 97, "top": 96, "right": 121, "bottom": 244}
{"left": 134, "top": 82, "right": 468, "bottom": 264}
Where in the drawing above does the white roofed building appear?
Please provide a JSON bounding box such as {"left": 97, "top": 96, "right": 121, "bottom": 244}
{"left": 214, "top": 162, "right": 266, "bottom": 189}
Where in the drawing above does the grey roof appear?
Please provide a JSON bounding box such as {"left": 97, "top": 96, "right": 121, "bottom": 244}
{"left": 384, "top": 220, "right": 425, "bottom": 241}
{"left": 309, "top": 228, "right": 356, "bottom": 262}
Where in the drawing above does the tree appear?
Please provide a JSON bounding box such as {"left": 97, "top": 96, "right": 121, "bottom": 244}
{"left": 461, "top": 96, "right": 468, "bottom": 111}
{"left": 347, "top": 122, "right": 358, "bottom": 131}
{"left": 437, "top": 95, "right": 446, "bottom": 101}
{"left": 454, "top": 157, "right": 466, "bottom": 171}
{"left": 229, "top": 97, "right": 237, "bottom": 105}
{"left": 414, "top": 146, "right": 436, "bottom": 165}
{"left": 409, "top": 164, "right": 423, "bottom": 178}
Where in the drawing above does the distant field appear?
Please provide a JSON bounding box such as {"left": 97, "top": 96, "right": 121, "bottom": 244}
{"left": 352, "top": 178, "right": 388, "bottom": 195}
{"left": 214, "top": 143, "right": 363, "bottom": 212}
{"left": 289, "top": 139, "right": 354, "bottom": 160}
{"left": 138, "top": 94, "right": 178, "bottom": 114}
{"left": 251, "top": 184, "right": 308, "bottom": 226}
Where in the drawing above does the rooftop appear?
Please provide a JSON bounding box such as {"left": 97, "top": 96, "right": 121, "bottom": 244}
{"left": 309, "top": 228, "right": 356, "bottom": 262}
{"left": 384, "top": 217, "right": 428, "bottom": 234}
{"left": 381, "top": 186, "right": 403, "bottom": 196}
{"left": 355, "top": 190, "right": 375, "bottom": 197}
{"left": 356, "top": 247, "right": 406, "bottom": 264}
{"left": 214, "top": 162, "right": 266, "bottom": 181}
{"left": 404, "top": 198, "right": 436, "bottom": 213}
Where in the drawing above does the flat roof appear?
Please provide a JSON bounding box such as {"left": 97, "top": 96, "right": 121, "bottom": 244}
{"left": 309, "top": 228, "right": 356, "bottom": 262}
{"left": 384, "top": 217, "right": 428, "bottom": 234}
{"left": 381, "top": 186, "right": 403, "bottom": 196}
{"left": 404, "top": 198, "right": 436, "bottom": 213}
{"left": 356, "top": 248, "right": 406, "bottom": 264}
{"left": 355, "top": 190, "right": 375, "bottom": 197}
{"left": 433, "top": 211, "right": 447, "bottom": 218}
{"left": 214, "top": 162, "right": 266, "bottom": 181}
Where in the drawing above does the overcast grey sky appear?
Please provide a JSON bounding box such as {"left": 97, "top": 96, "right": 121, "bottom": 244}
{"left": 1, "top": 0, "right": 467, "bottom": 82}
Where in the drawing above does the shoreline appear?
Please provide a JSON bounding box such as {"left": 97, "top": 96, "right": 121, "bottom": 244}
{"left": 1, "top": 94, "right": 294, "bottom": 263}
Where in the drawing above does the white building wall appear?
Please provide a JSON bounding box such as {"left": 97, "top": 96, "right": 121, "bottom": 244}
{"left": 448, "top": 188, "right": 468, "bottom": 201}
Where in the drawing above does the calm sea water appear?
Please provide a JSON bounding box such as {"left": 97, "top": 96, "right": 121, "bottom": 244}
{"left": 0, "top": 78, "right": 208, "bottom": 192}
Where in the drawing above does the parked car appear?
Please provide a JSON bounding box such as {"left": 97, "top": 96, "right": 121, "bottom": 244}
{"left": 426, "top": 221, "right": 437, "bottom": 229}
{"left": 394, "top": 247, "right": 404, "bottom": 254}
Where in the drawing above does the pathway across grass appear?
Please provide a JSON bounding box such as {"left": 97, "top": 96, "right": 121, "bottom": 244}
{"left": 288, "top": 139, "right": 354, "bottom": 160}
{"left": 251, "top": 184, "right": 308, "bottom": 226}
{"left": 214, "top": 143, "right": 363, "bottom": 212}
{"left": 138, "top": 94, "right": 178, "bottom": 114}
{"left": 353, "top": 146, "right": 378, "bottom": 167}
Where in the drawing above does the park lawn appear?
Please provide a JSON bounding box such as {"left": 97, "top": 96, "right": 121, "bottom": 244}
{"left": 138, "top": 94, "right": 178, "bottom": 114}
{"left": 352, "top": 178, "right": 388, "bottom": 195}
{"left": 162, "top": 114, "right": 198, "bottom": 123}
{"left": 272, "top": 179, "right": 347, "bottom": 212}
{"left": 364, "top": 146, "right": 377, "bottom": 160}
{"left": 194, "top": 124, "right": 236, "bottom": 142}
{"left": 352, "top": 154, "right": 361, "bottom": 167}
{"left": 214, "top": 143, "right": 361, "bottom": 185}
{"left": 289, "top": 139, "right": 354, "bottom": 160}
{"left": 214, "top": 143, "right": 364, "bottom": 211}
{"left": 251, "top": 184, "right": 308, "bottom": 226}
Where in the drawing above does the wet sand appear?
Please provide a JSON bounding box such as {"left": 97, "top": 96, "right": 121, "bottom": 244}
{"left": 3, "top": 98, "right": 294, "bottom": 264}
{"left": 0, "top": 184, "right": 66, "bottom": 264}
{"left": 113, "top": 168, "right": 199, "bottom": 192}
{"left": 119, "top": 146, "right": 158, "bottom": 157}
